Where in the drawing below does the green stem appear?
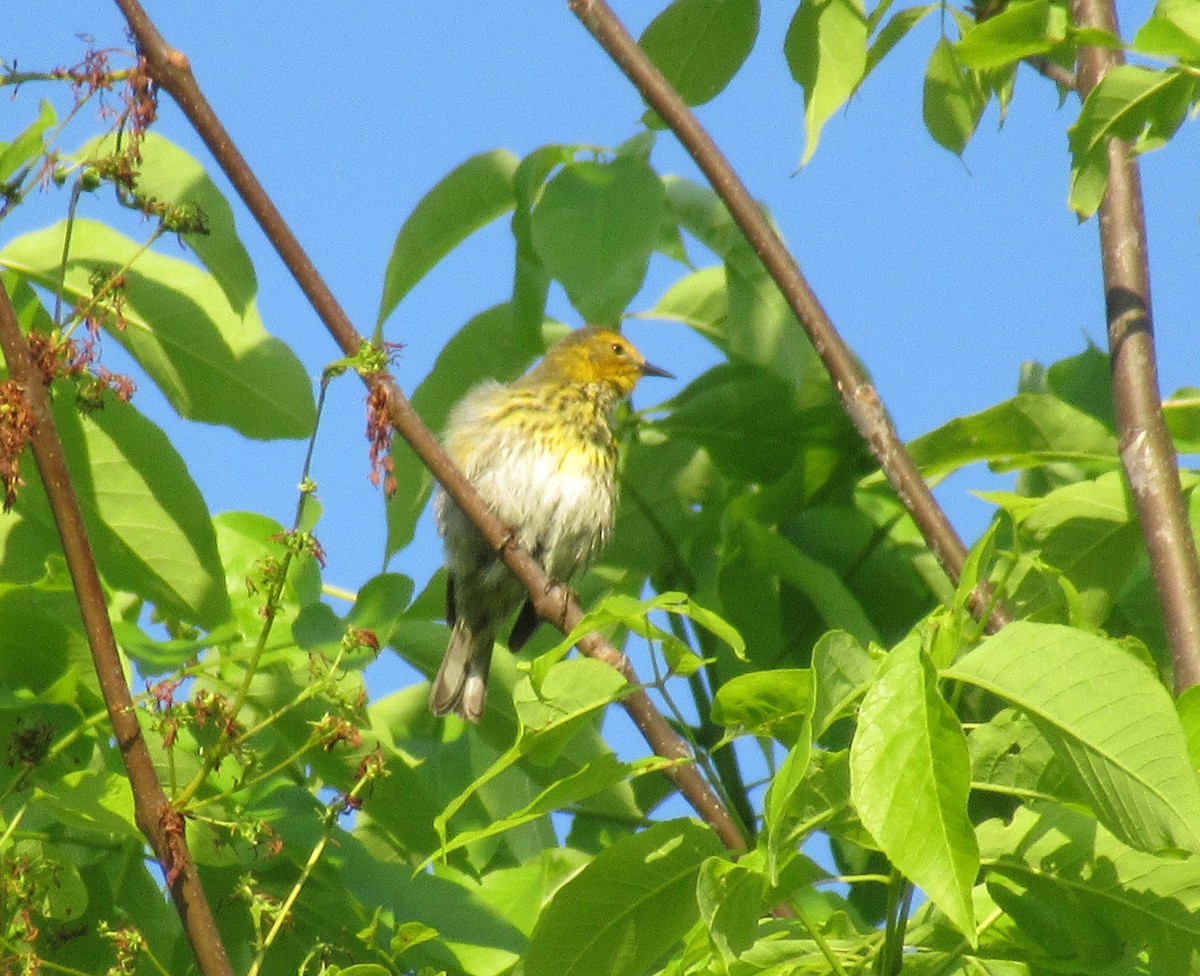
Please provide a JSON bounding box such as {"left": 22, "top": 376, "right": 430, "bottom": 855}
{"left": 793, "top": 901, "right": 850, "bottom": 976}
{"left": 244, "top": 760, "right": 379, "bottom": 976}
{"left": 876, "top": 872, "right": 914, "bottom": 976}
{"left": 174, "top": 377, "right": 332, "bottom": 808}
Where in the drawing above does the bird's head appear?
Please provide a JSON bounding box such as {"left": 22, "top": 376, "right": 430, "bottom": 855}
{"left": 526, "top": 326, "right": 673, "bottom": 398}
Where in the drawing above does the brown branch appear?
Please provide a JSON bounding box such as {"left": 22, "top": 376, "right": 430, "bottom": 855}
{"left": 0, "top": 283, "right": 235, "bottom": 976}
{"left": 111, "top": 0, "right": 749, "bottom": 853}
{"left": 1026, "top": 56, "right": 1077, "bottom": 91}
{"left": 1070, "top": 0, "right": 1200, "bottom": 692}
{"left": 567, "top": 0, "right": 1009, "bottom": 632}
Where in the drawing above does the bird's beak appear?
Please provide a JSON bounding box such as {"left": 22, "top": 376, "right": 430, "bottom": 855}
{"left": 639, "top": 361, "right": 674, "bottom": 380}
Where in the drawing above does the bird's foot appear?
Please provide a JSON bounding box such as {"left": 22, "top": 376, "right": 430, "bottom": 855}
{"left": 544, "top": 578, "right": 575, "bottom": 627}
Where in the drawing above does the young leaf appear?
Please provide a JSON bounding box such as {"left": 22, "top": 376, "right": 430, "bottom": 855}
{"left": 785, "top": 0, "right": 869, "bottom": 164}
{"left": 762, "top": 733, "right": 815, "bottom": 882}
{"left": 947, "top": 621, "right": 1200, "bottom": 854}
{"left": 639, "top": 0, "right": 760, "bottom": 107}
{"left": 431, "top": 753, "right": 665, "bottom": 862}
{"left": 523, "top": 819, "right": 724, "bottom": 976}
{"left": 1, "top": 220, "right": 315, "bottom": 439}
{"left": 850, "top": 635, "right": 978, "bottom": 941}
{"left": 376, "top": 149, "right": 520, "bottom": 332}
{"left": 711, "top": 668, "right": 812, "bottom": 745}
{"left": 646, "top": 265, "right": 728, "bottom": 344}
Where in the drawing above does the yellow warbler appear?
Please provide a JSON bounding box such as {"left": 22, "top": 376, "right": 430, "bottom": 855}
{"left": 429, "top": 326, "right": 672, "bottom": 722}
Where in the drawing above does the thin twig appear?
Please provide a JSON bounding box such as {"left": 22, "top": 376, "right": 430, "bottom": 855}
{"left": 567, "top": 0, "right": 1009, "bottom": 634}
{"left": 110, "top": 0, "right": 748, "bottom": 854}
{"left": 1070, "top": 0, "right": 1200, "bottom": 692}
{"left": 0, "top": 280, "right": 235, "bottom": 976}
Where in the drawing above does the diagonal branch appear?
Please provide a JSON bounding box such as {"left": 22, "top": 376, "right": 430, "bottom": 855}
{"left": 1070, "top": 0, "right": 1200, "bottom": 692}
{"left": 0, "top": 283, "right": 235, "bottom": 976}
{"left": 567, "top": 0, "right": 1008, "bottom": 632}
{"left": 110, "top": 0, "right": 748, "bottom": 853}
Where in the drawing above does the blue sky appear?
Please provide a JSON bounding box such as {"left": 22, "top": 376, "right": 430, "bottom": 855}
{"left": 7, "top": 4, "right": 1199, "bottom": 730}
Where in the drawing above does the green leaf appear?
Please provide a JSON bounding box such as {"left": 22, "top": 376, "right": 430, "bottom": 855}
{"left": 979, "top": 804, "right": 1200, "bottom": 973}
{"left": 969, "top": 708, "right": 1079, "bottom": 806}
{"left": 541, "top": 590, "right": 744, "bottom": 684}
{"left": 1179, "top": 684, "right": 1200, "bottom": 771}
{"left": 15, "top": 387, "right": 230, "bottom": 628}
{"left": 725, "top": 512, "right": 881, "bottom": 645}
{"left": 663, "top": 362, "right": 802, "bottom": 482}
{"left": 432, "top": 752, "right": 664, "bottom": 861}
{"left": 1070, "top": 66, "right": 1197, "bottom": 159}
{"left": 0, "top": 99, "right": 56, "bottom": 183}
{"left": 725, "top": 267, "right": 826, "bottom": 390}
{"left": 0, "top": 575, "right": 89, "bottom": 694}
{"left": 1133, "top": 0, "right": 1200, "bottom": 62}
{"left": 865, "top": 5, "right": 937, "bottom": 81}
{"left": 923, "top": 36, "right": 986, "bottom": 155}
{"left": 376, "top": 149, "right": 520, "bottom": 332}
{"left": 78, "top": 132, "right": 258, "bottom": 315}
{"left": 1068, "top": 66, "right": 1197, "bottom": 218}
{"left": 647, "top": 265, "right": 728, "bottom": 343}
{"left": 523, "top": 819, "right": 724, "bottom": 976}
{"left": 762, "top": 734, "right": 816, "bottom": 882}
{"left": 851, "top": 635, "right": 978, "bottom": 940}
{"left": 901, "top": 392, "right": 1119, "bottom": 479}
{"left": 663, "top": 176, "right": 760, "bottom": 279}
{"left": 696, "top": 856, "right": 764, "bottom": 962}
{"left": 947, "top": 621, "right": 1200, "bottom": 854}
{"left": 531, "top": 154, "right": 665, "bottom": 323}
{"left": 979, "top": 470, "right": 1148, "bottom": 627}
{"left": 785, "top": 0, "right": 869, "bottom": 165}
{"left": 1, "top": 220, "right": 315, "bottom": 439}
{"left": 512, "top": 145, "right": 582, "bottom": 336}
{"left": 1164, "top": 387, "right": 1200, "bottom": 453}
{"left": 712, "top": 668, "right": 812, "bottom": 745}
{"left": 639, "top": 0, "right": 760, "bottom": 107}
{"left": 812, "top": 629, "right": 876, "bottom": 737}
{"left": 954, "top": 0, "right": 1069, "bottom": 70}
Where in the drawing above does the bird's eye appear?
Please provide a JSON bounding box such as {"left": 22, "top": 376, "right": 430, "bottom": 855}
{"left": 611, "top": 342, "right": 625, "bottom": 356}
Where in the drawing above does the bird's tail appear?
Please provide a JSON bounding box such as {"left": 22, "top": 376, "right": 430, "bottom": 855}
{"left": 429, "top": 617, "right": 494, "bottom": 723}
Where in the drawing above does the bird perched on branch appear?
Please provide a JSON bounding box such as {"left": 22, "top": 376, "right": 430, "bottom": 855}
{"left": 429, "top": 326, "right": 673, "bottom": 723}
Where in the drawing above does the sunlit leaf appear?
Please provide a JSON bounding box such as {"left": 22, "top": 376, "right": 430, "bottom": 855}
{"left": 948, "top": 621, "right": 1200, "bottom": 853}
{"left": 524, "top": 819, "right": 724, "bottom": 976}
{"left": 1, "top": 220, "right": 315, "bottom": 439}
{"left": 785, "top": 0, "right": 868, "bottom": 164}
{"left": 376, "top": 149, "right": 520, "bottom": 332}
{"left": 851, "top": 635, "right": 978, "bottom": 940}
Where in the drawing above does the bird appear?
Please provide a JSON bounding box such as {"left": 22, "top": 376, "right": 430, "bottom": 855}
{"left": 429, "top": 326, "right": 673, "bottom": 722}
